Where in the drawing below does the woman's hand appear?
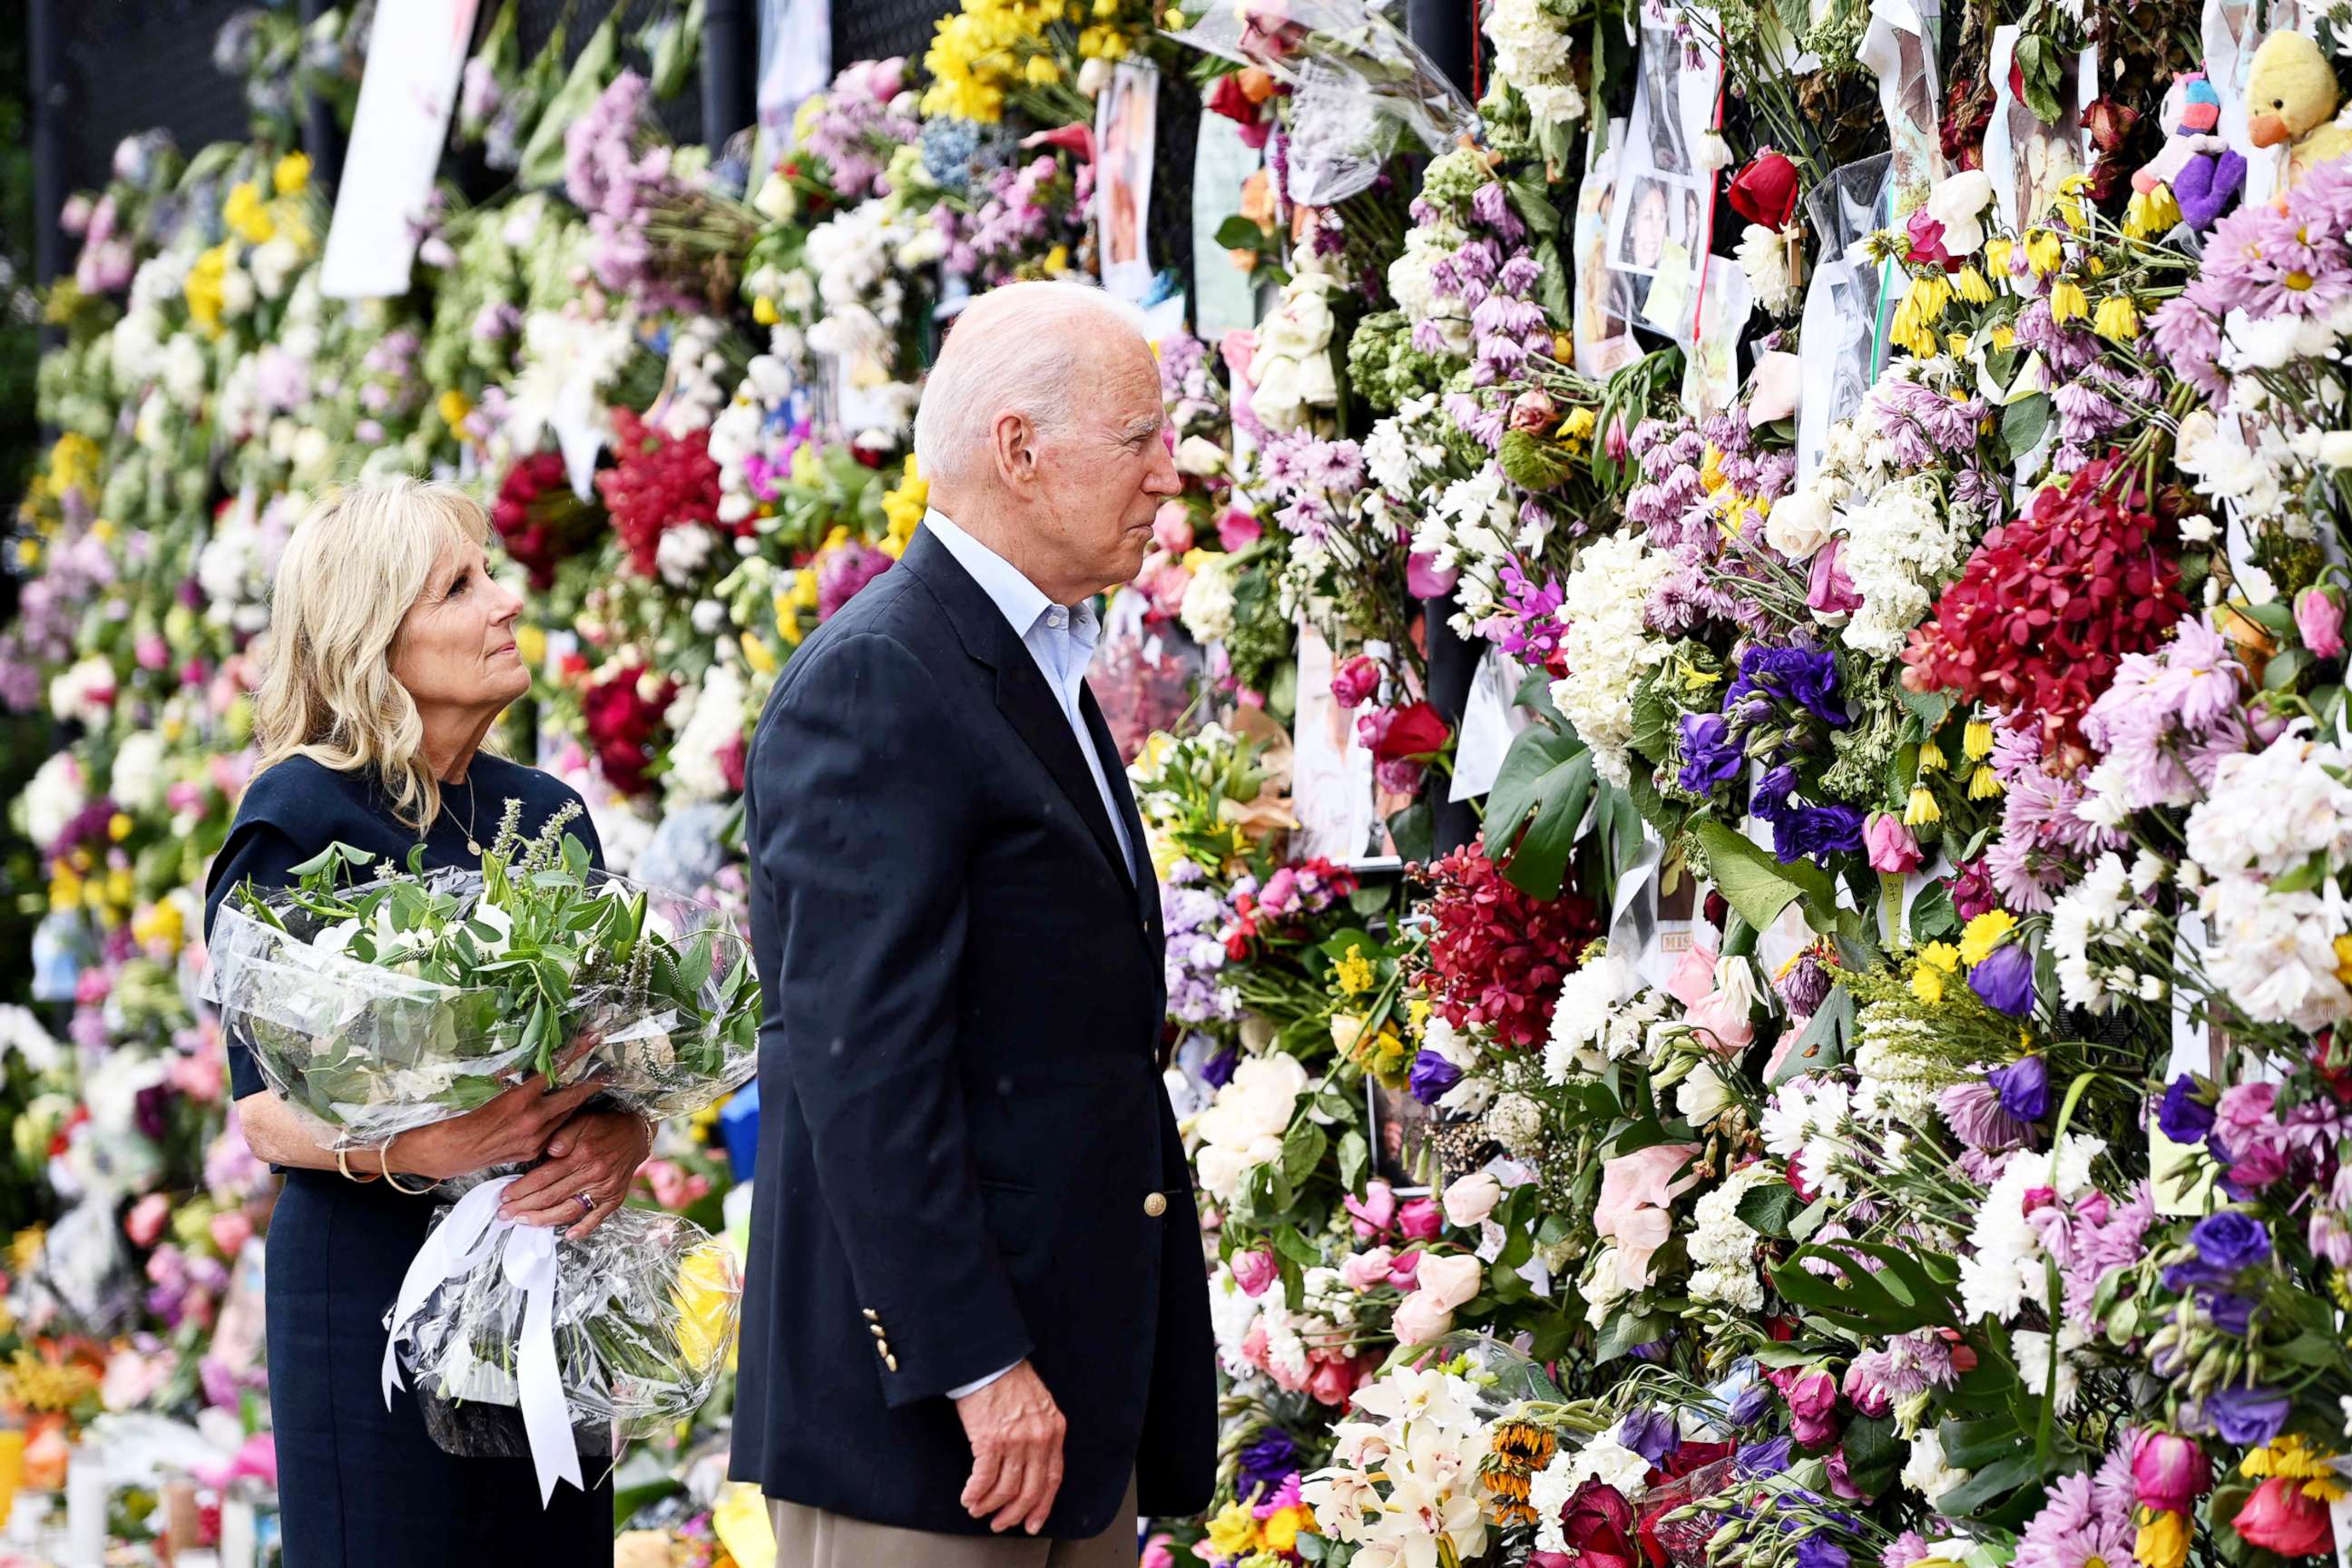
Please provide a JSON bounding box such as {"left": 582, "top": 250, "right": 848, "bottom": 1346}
{"left": 496, "top": 1110, "right": 654, "bottom": 1239}
{"left": 391, "top": 1073, "right": 604, "bottom": 1183}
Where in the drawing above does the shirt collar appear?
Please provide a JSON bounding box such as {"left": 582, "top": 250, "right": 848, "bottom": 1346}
{"left": 923, "top": 508, "right": 1056, "bottom": 640}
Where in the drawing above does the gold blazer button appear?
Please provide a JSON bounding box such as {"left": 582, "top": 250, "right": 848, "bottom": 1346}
{"left": 1142, "top": 1191, "right": 1168, "bottom": 1218}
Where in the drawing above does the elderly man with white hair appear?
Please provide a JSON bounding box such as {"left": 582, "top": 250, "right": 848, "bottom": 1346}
{"left": 730, "top": 281, "right": 1216, "bottom": 1566}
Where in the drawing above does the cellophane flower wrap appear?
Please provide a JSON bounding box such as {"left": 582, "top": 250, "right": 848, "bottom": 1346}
{"left": 394, "top": 1197, "right": 742, "bottom": 1440}
{"left": 201, "top": 808, "right": 760, "bottom": 1147}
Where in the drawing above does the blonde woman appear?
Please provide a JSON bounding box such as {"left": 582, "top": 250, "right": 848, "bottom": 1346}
{"left": 201, "top": 477, "right": 642, "bottom": 1563}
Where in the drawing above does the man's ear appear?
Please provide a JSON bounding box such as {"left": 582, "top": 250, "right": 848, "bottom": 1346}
{"left": 991, "top": 411, "right": 1037, "bottom": 489}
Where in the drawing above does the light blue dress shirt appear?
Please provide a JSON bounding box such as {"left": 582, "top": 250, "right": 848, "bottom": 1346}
{"left": 921, "top": 507, "right": 1141, "bottom": 1402}
{"left": 922, "top": 508, "right": 1139, "bottom": 882}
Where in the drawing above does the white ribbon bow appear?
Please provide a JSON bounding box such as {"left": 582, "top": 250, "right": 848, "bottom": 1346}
{"left": 380, "top": 1174, "right": 585, "bottom": 1504}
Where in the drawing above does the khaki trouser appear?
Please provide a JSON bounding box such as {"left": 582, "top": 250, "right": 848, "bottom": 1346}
{"left": 769, "top": 1474, "right": 1139, "bottom": 1568}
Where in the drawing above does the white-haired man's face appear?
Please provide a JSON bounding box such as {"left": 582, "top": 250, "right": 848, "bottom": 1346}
{"left": 996, "top": 334, "right": 1180, "bottom": 600}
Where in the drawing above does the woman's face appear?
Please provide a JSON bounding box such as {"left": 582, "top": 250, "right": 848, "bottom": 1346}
{"left": 389, "top": 535, "right": 528, "bottom": 719}
{"left": 1632, "top": 187, "right": 1670, "bottom": 268}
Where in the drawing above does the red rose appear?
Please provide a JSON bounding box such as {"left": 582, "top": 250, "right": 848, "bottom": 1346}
{"left": 2234, "top": 1476, "right": 2335, "bottom": 1557}
{"left": 1369, "top": 700, "right": 1449, "bottom": 762}
{"left": 1727, "top": 151, "right": 1800, "bottom": 230}
{"left": 1560, "top": 1480, "right": 1641, "bottom": 1568}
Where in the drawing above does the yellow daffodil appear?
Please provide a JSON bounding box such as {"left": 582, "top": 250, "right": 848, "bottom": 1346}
{"left": 1957, "top": 910, "right": 2016, "bottom": 968}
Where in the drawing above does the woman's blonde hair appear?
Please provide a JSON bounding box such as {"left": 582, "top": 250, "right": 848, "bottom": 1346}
{"left": 250, "top": 475, "right": 497, "bottom": 834}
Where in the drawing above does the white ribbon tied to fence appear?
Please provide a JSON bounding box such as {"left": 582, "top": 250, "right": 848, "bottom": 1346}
{"left": 379, "top": 1173, "right": 585, "bottom": 1504}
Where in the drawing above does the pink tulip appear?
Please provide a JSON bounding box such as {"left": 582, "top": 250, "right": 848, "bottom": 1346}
{"left": 1864, "top": 812, "right": 1924, "bottom": 874}
{"left": 2131, "top": 1429, "right": 2210, "bottom": 1515}
{"left": 1787, "top": 1368, "right": 1841, "bottom": 1446}
{"left": 2297, "top": 586, "right": 2345, "bottom": 660}
{"left": 1391, "top": 1289, "right": 1455, "bottom": 1345}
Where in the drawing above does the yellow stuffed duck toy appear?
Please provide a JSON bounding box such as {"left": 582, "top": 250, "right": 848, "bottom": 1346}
{"left": 2248, "top": 30, "right": 2352, "bottom": 188}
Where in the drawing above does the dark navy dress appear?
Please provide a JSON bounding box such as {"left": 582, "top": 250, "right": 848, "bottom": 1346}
{"left": 202, "top": 754, "right": 613, "bottom": 1566}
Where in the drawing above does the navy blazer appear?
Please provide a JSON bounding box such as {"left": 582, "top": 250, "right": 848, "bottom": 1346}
{"left": 728, "top": 524, "right": 1216, "bottom": 1537}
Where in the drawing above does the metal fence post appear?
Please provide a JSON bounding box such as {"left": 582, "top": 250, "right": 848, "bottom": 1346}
{"left": 1404, "top": 0, "right": 1481, "bottom": 858}
{"left": 702, "top": 0, "right": 759, "bottom": 153}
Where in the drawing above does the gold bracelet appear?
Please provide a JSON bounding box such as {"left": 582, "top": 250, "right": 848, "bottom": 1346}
{"left": 378, "top": 1134, "right": 435, "bottom": 1195}
{"left": 335, "top": 1144, "right": 381, "bottom": 1184}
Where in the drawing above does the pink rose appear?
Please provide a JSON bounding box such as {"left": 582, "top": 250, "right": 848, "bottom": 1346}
{"left": 1307, "top": 1355, "right": 1362, "bottom": 1406}
{"left": 208, "top": 1210, "right": 253, "bottom": 1259}
{"left": 1330, "top": 654, "right": 1382, "bottom": 710}
{"left": 1787, "top": 1367, "right": 1841, "bottom": 1446}
{"left": 1391, "top": 1289, "right": 1455, "bottom": 1346}
{"left": 1864, "top": 812, "right": 1924, "bottom": 874}
{"left": 125, "top": 1192, "right": 172, "bottom": 1250}
{"left": 1152, "top": 502, "right": 1195, "bottom": 554}
{"left": 1442, "top": 1171, "right": 1503, "bottom": 1230}
{"left": 2297, "top": 586, "right": 2345, "bottom": 660}
{"left": 1666, "top": 943, "right": 1720, "bottom": 1009}
{"left": 1142, "top": 1533, "right": 1175, "bottom": 1568}
{"left": 2131, "top": 1429, "right": 2210, "bottom": 1515}
{"left": 1386, "top": 1250, "right": 1422, "bottom": 1289}
{"left": 1593, "top": 1144, "right": 1700, "bottom": 1240}
{"left": 2214, "top": 1082, "right": 2278, "bottom": 1157}
{"left": 1231, "top": 1248, "right": 1279, "bottom": 1298}
{"left": 1685, "top": 988, "right": 1755, "bottom": 1055}
{"left": 1345, "top": 1180, "right": 1398, "bottom": 1239}
{"left": 1338, "top": 1247, "right": 1395, "bottom": 1292}
{"left": 1240, "top": 1321, "right": 1270, "bottom": 1369}
{"left": 1807, "top": 540, "right": 1862, "bottom": 616}
{"left": 1416, "top": 1252, "right": 1484, "bottom": 1310}
{"left": 1218, "top": 508, "right": 1264, "bottom": 551}
{"left": 1397, "top": 1197, "right": 1443, "bottom": 1241}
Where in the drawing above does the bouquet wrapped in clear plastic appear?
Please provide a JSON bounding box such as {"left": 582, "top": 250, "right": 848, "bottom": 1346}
{"left": 381, "top": 1175, "right": 742, "bottom": 1500}
{"left": 201, "top": 814, "right": 760, "bottom": 1147}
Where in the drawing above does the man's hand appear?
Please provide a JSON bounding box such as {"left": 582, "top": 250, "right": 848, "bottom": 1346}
{"left": 955, "top": 1360, "right": 1065, "bottom": 1534}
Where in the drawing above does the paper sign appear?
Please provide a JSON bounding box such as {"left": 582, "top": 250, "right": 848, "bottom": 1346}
{"left": 1096, "top": 62, "right": 1160, "bottom": 302}
{"left": 1607, "top": 11, "right": 1722, "bottom": 345}
{"left": 754, "top": 0, "right": 834, "bottom": 177}
{"left": 1449, "top": 648, "right": 1531, "bottom": 801}
{"left": 1191, "top": 112, "right": 1265, "bottom": 340}
{"left": 320, "top": 0, "right": 480, "bottom": 299}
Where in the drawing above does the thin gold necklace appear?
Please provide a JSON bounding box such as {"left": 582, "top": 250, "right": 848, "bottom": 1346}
{"left": 442, "top": 775, "right": 483, "bottom": 858}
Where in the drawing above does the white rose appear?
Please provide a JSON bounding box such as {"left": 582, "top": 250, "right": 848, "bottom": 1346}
{"left": 1441, "top": 1170, "right": 1504, "bottom": 1230}
{"left": 1764, "top": 487, "right": 1834, "bottom": 560}
{"left": 1174, "top": 435, "right": 1227, "bottom": 476}
{"left": 1926, "top": 169, "right": 1994, "bottom": 255}
{"left": 1675, "top": 1062, "right": 1732, "bottom": 1124}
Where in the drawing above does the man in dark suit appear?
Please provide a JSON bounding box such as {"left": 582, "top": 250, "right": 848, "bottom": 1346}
{"left": 730, "top": 280, "right": 1215, "bottom": 1565}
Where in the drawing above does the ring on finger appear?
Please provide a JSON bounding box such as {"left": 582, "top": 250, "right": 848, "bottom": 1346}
{"left": 573, "top": 1190, "right": 596, "bottom": 1219}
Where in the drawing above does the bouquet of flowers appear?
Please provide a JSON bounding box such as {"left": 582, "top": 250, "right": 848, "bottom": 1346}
{"left": 382, "top": 1174, "right": 742, "bottom": 1492}
{"left": 201, "top": 802, "right": 760, "bottom": 1147}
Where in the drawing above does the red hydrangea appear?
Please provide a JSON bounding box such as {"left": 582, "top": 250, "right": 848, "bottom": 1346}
{"left": 491, "top": 451, "right": 602, "bottom": 589}
{"left": 595, "top": 407, "right": 725, "bottom": 577}
{"left": 1412, "top": 845, "right": 1601, "bottom": 1050}
{"left": 581, "top": 661, "right": 676, "bottom": 797}
{"left": 1901, "top": 455, "right": 2186, "bottom": 750}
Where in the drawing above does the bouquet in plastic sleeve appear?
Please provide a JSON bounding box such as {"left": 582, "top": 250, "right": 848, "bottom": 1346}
{"left": 201, "top": 804, "right": 760, "bottom": 1147}
{"left": 381, "top": 1175, "right": 743, "bottom": 1499}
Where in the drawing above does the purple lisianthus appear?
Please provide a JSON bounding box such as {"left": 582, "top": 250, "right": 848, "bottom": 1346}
{"left": 1407, "top": 1048, "right": 1464, "bottom": 1106}
{"left": 1796, "top": 1538, "right": 1851, "bottom": 1568}
{"left": 1727, "top": 1380, "right": 1775, "bottom": 1426}
{"left": 2158, "top": 1075, "right": 2216, "bottom": 1143}
{"left": 1236, "top": 1428, "right": 1301, "bottom": 1499}
{"left": 1985, "top": 1054, "right": 2049, "bottom": 1120}
{"left": 2205, "top": 1291, "right": 2255, "bottom": 1336}
{"left": 2204, "top": 1384, "right": 2290, "bottom": 1446}
{"left": 1679, "top": 711, "right": 1748, "bottom": 794}
{"left": 1772, "top": 803, "right": 1867, "bottom": 865}
{"left": 2190, "top": 1210, "right": 2271, "bottom": 1271}
{"left": 1730, "top": 643, "right": 1849, "bottom": 728}
{"left": 1619, "top": 1407, "right": 1678, "bottom": 1464}
{"left": 1752, "top": 763, "right": 1798, "bottom": 820}
{"left": 1970, "top": 947, "right": 2037, "bottom": 1019}
{"left": 1200, "top": 1047, "right": 1239, "bottom": 1090}
{"left": 1736, "top": 1435, "right": 1796, "bottom": 1476}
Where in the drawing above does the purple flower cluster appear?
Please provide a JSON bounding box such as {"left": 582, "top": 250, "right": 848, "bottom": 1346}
{"left": 1258, "top": 433, "right": 1366, "bottom": 545}
{"left": 801, "top": 59, "right": 918, "bottom": 202}
{"left": 2081, "top": 614, "right": 2253, "bottom": 812}
{"left": 1161, "top": 862, "right": 1240, "bottom": 1026}
{"left": 2014, "top": 1454, "right": 2135, "bottom": 1568}
{"left": 942, "top": 154, "right": 1093, "bottom": 287}
{"left": 1625, "top": 412, "right": 1795, "bottom": 636}
{"left": 2153, "top": 156, "right": 2352, "bottom": 397}
{"left": 564, "top": 72, "right": 695, "bottom": 307}
{"left": 1483, "top": 562, "right": 1568, "bottom": 670}
{"left": 1984, "top": 720, "right": 2126, "bottom": 912}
